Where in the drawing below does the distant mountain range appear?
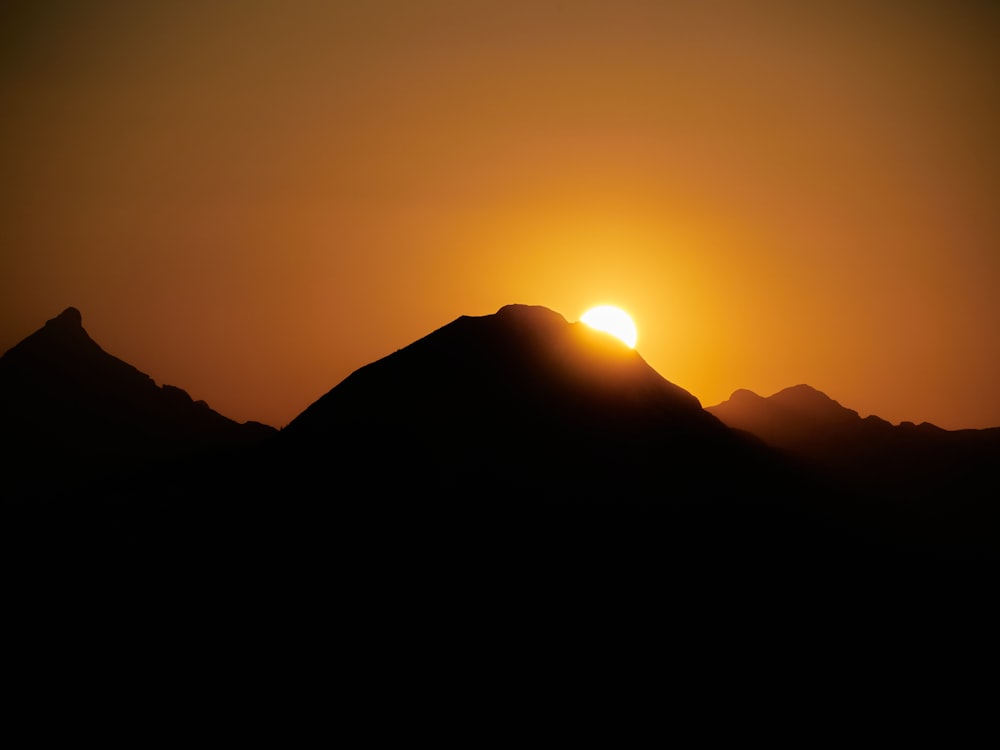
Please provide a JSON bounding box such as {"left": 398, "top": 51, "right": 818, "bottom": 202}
{"left": 2, "top": 304, "right": 997, "bottom": 575}
{"left": 709, "top": 385, "right": 998, "bottom": 504}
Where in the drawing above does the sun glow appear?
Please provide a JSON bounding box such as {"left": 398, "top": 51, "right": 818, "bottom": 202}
{"left": 580, "top": 305, "right": 638, "bottom": 348}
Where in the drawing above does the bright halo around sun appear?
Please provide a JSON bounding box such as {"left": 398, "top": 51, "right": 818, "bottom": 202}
{"left": 580, "top": 305, "right": 638, "bottom": 348}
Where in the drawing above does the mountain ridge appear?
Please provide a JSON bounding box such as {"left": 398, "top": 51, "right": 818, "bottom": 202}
{"left": 707, "top": 384, "right": 1000, "bottom": 531}
{"left": 0, "top": 306, "right": 275, "bottom": 498}
{"left": 288, "top": 303, "right": 711, "bottom": 436}
{"left": 279, "top": 303, "right": 777, "bottom": 504}
{"left": 2, "top": 304, "right": 997, "bottom": 568}
{"left": 707, "top": 383, "right": 1000, "bottom": 440}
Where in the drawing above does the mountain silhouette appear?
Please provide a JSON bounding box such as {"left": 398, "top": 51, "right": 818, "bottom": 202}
{"left": 3, "top": 304, "right": 996, "bottom": 588}
{"left": 264, "top": 304, "right": 884, "bottom": 589}
{"left": 1, "top": 308, "right": 988, "bottom": 718}
{"left": 708, "top": 384, "right": 1000, "bottom": 554}
{"left": 3, "top": 302, "right": 996, "bottom": 680}
{"left": 280, "top": 304, "right": 786, "bottom": 502}
{"left": 0, "top": 307, "right": 275, "bottom": 499}
{"left": 706, "top": 384, "right": 1000, "bottom": 488}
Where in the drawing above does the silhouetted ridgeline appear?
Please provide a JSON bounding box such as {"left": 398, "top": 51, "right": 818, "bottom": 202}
{"left": 708, "top": 384, "right": 1000, "bottom": 554}
{"left": 272, "top": 303, "right": 845, "bottom": 580}
{"left": 0, "top": 307, "right": 275, "bottom": 499}
{"left": 2, "top": 305, "right": 998, "bottom": 582}
{"left": 280, "top": 304, "right": 785, "bottom": 501}
{"left": 0, "top": 307, "right": 277, "bottom": 573}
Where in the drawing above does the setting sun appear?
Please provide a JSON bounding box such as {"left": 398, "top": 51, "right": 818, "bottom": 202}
{"left": 580, "top": 306, "right": 638, "bottom": 349}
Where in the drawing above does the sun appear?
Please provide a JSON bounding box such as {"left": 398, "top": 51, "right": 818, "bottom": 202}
{"left": 580, "top": 305, "right": 638, "bottom": 348}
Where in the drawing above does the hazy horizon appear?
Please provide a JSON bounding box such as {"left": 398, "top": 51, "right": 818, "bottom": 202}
{"left": 3, "top": 1, "right": 999, "bottom": 430}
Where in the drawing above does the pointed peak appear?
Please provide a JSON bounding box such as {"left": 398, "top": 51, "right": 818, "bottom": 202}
{"left": 46, "top": 307, "right": 83, "bottom": 329}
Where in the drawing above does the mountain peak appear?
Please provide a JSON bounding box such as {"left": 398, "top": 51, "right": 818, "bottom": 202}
{"left": 3, "top": 306, "right": 100, "bottom": 362}
{"left": 769, "top": 384, "right": 859, "bottom": 420}
{"left": 707, "top": 382, "right": 878, "bottom": 463}
{"left": 282, "top": 303, "right": 755, "bottom": 499}
{"left": 494, "top": 303, "right": 568, "bottom": 322}
{"left": 47, "top": 307, "right": 83, "bottom": 329}
{"left": 491, "top": 304, "right": 571, "bottom": 335}
{"left": 2, "top": 307, "right": 276, "bottom": 498}
{"left": 770, "top": 383, "right": 842, "bottom": 406}
{"left": 727, "top": 388, "right": 764, "bottom": 403}
{"left": 710, "top": 384, "right": 859, "bottom": 425}
{"left": 285, "top": 303, "right": 726, "bottom": 489}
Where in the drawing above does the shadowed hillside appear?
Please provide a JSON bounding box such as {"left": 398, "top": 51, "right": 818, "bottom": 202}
{"left": 280, "top": 304, "right": 790, "bottom": 502}
{"left": 708, "top": 384, "right": 1000, "bottom": 554}
{"left": 3, "top": 306, "right": 996, "bottom": 589}
{"left": 0, "top": 307, "right": 275, "bottom": 500}
{"left": 265, "top": 305, "right": 884, "bottom": 584}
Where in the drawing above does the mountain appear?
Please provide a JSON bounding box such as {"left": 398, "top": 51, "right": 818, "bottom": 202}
{"left": 3, "top": 304, "right": 995, "bottom": 672}
{"left": 708, "top": 384, "right": 1000, "bottom": 554}
{"left": 265, "top": 304, "right": 883, "bottom": 586}
{"left": 280, "top": 304, "right": 788, "bottom": 502}
{"left": 5, "top": 304, "right": 994, "bottom": 584}
{"left": 0, "top": 306, "right": 275, "bottom": 499}
{"left": 707, "top": 384, "right": 896, "bottom": 458}
{"left": 706, "top": 384, "right": 1000, "bottom": 490}
{"left": 0, "top": 312, "right": 986, "bottom": 724}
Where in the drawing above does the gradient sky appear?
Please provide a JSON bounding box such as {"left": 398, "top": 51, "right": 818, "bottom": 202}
{"left": 2, "top": 0, "right": 998, "bottom": 429}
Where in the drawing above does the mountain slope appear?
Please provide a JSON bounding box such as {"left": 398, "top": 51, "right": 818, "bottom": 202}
{"left": 708, "top": 384, "right": 1000, "bottom": 553}
{"left": 0, "top": 307, "right": 275, "bottom": 498}
{"left": 707, "top": 384, "right": 894, "bottom": 452}
{"left": 281, "top": 304, "right": 786, "bottom": 502}
{"left": 707, "top": 384, "right": 1000, "bottom": 489}
{"left": 269, "top": 305, "right": 923, "bottom": 591}
{"left": 4, "top": 305, "right": 992, "bottom": 609}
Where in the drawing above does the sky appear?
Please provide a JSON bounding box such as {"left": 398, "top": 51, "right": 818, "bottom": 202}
{"left": 2, "top": 0, "right": 998, "bottom": 430}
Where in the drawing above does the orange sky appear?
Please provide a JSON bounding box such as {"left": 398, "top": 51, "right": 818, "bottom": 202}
{"left": 2, "top": 1, "right": 999, "bottom": 430}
